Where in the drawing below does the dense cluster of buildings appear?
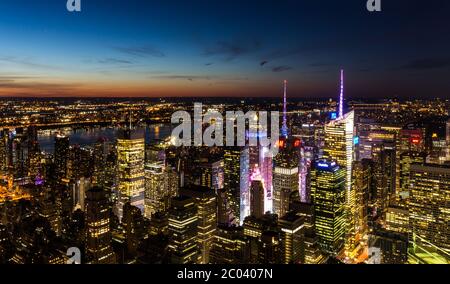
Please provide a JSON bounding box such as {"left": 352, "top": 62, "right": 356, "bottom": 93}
{"left": 0, "top": 76, "right": 449, "bottom": 264}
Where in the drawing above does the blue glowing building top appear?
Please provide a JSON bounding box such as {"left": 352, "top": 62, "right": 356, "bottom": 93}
{"left": 314, "top": 159, "right": 340, "bottom": 172}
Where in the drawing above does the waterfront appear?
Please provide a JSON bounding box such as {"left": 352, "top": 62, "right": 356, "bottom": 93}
{"left": 38, "top": 124, "right": 172, "bottom": 153}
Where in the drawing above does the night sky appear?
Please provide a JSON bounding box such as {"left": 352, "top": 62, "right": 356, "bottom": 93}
{"left": 0, "top": 0, "right": 449, "bottom": 98}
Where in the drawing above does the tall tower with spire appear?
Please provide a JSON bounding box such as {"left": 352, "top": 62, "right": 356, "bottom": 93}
{"left": 339, "top": 69, "right": 344, "bottom": 119}
{"left": 325, "top": 70, "right": 360, "bottom": 257}
{"left": 282, "top": 80, "right": 288, "bottom": 138}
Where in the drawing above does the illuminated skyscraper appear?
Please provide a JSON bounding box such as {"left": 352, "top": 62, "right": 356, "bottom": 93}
{"left": 85, "top": 186, "right": 116, "bottom": 264}
{"left": 323, "top": 108, "right": 356, "bottom": 255}
{"left": 240, "top": 146, "right": 251, "bottom": 223}
{"left": 396, "top": 126, "right": 425, "bottom": 192}
{"left": 273, "top": 137, "right": 301, "bottom": 218}
{"left": 240, "top": 126, "right": 274, "bottom": 222}
{"left": 371, "top": 147, "right": 396, "bottom": 215}
{"left": 356, "top": 124, "right": 402, "bottom": 195}
{"left": 243, "top": 213, "right": 279, "bottom": 262}
{"left": 409, "top": 164, "right": 450, "bottom": 252}
{"left": 385, "top": 206, "right": 409, "bottom": 234}
{"left": 248, "top": 142, "right": 273, "bottom": 213}
{"left": 290, "top": 202, "right": 326, "bottom": 264}
{"left": 9, "top": 128, "right": 27, "bottom": 180}
{"left": 54, "top": 134, "right": 69, "bottom": 182}
{"left": 323, "top": 111, "right": 355, "bottom": 194}
{"left": 243, "top": 213, "right": 278, "bottom": 240}
{"left": 350, "top": 160, "right": 370, "bottom": 252}
{"left": 92, "top": 138, "right": 114, "bottom": 188}
{"left": 168, "top": 196, "right": 199, "bottom": 264}
{"left": 399, "top": 151, "right": 426, "bottom": 194}
{"left": 27, "top": 126, "right": 41, "bottom": 182}
{"left": 180, "top": 185, "right": 217, "bottom": 264}
{"left": 299, "top": 144, "right": 314, "bottom": 203}
{"left": 145, "top": 164, "right": 166, "bottom": 217}
{"left": 357, "top": 129, "right": 396, "bottom": 161}
{"left": 117, "top": 129, "right": 145, "bottom": 219}
{"left": 144, "top": 162, "right": 179, "bottom": 219}
{"left": 260, "top": 146, "right": 273, "bottom": 212}
{"left": 223, "top": 147, "right": 242, "bottom": 225}
{"left": 311, "top": 160, "right": 346, "bottom": 255}
{"left": 447, "top": 119, "right": 450, "bottom": 161}
{"left": 315, "top": 124, "right": 326, "bottom": 157}
{"left": 399, "top": 128, "right": 425, "bottom": 153}
{"left": 428, "top": 133, "right": 447, "bottom": 165}
{"left": 278, "top": 212, "right": 305, "bottom": 264}
{"left": 69, "top": 145, "right": 93, "bottom": 180}
{"left": 0, "top": 130, "right": 9, "bottom": 175}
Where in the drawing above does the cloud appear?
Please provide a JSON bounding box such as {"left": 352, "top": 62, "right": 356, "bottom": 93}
{"left": 150, "top": 74, "right": 249, "bottom": 82}
{"left": 114, "top": 45, "right": 165, "bottom": 57}
{"left": 0, "top": 75, "right": 41, "bottom": 81}
{"left": 272, "top": 66, "right": 293, "bottom": 72}
{"left": 202, "top": 39, "right": 262, "bottom": 61}
{"left": 0, "top": 81, "right": 82, "bottom": 97}
{"left": 0, "top": 79, "right": 14, "bottom": 84}
{"left": 0, "top": 80, "right": 81, "bottom": 90}
{"left": 259, "top": 47, "right": 309, "bottom": 66}
{"left": 151, "top": 75, "right": 212, "bottom": 81}
{"left": 217, "top": 76, "right": 249, "bottom": 82}
{"left": 205, "top": 63, "right": 213, "bottom": 66}
{"left": 0, "top": 56, "right": 59, "bottom": 70}
{"left": 0, "top": 76, "right": 81, "bottom": 96}
{"left": 402, "top": 58, "right": 450, "bottom": 70}
{"left": 98, "top": 58, "right": 134, "bottom": 65}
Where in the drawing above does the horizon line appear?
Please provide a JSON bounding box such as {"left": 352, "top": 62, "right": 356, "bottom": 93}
{"left": 0, "top": 96, "right": 447, "bottom": 101}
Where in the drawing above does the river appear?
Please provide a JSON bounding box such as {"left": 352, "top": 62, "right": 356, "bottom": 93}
{"left": 38, "top": 124, "right": 172, "bottom": 153}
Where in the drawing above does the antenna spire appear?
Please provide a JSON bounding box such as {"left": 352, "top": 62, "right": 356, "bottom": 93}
{"left": 129, "top": 109, "right": 132, "bottom": 129}
{"left": 281, "top": 80, "right": 288, "bottom": 137}
{"left": 339, "top": 69, "right": 344, "bottom": 118}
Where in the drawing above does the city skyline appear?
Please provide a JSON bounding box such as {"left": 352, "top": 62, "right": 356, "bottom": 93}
{"left": 0, "top": 0, "right": 449, "bottom": 268}
{"left": 0, "top": 92, "right": 448, "bottom": 264}
{"left": 0, "top": 0, "right": 449, "bottom": 98}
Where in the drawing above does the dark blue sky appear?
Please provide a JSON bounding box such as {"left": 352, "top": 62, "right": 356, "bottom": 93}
{"left": 0, "top": 0, "right": 449, "bottom": 98}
